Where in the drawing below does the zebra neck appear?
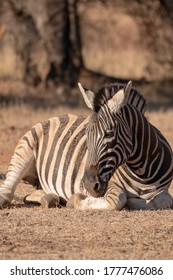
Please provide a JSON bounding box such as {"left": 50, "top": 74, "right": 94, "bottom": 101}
{"left": 125, "top": 106, "right": 160, "bottom": 178}
{"left": 125, "top": 105, "right": 173, "bottom": 182}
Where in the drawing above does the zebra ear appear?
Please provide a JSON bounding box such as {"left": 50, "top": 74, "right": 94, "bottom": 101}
{"left": 107, "top": 81, "right": 132, "bottom": 112}
{"left": 124, "top": 80, "right": 132, "bottom": 95}
{"left": 78, "top": 82, "right": 95, "bottom": 110}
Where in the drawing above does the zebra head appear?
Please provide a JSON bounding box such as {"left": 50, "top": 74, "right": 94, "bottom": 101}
{"left": 78, "top": 81, "right": 133, "bottom": 198}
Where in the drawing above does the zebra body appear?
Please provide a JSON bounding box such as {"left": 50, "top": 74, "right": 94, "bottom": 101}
{"left": 0, "top": 81, "right": 173, "bottom": 210}
{"left": 0, "top": 114, "right": 89, "bottom": 206}
{"left": 32, "top": 115, "right": 88, "bottom": 200}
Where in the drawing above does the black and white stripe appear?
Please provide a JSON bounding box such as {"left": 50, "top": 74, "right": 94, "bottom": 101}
{"left": 0, "top": 114, "right": 89, "bottom": 205}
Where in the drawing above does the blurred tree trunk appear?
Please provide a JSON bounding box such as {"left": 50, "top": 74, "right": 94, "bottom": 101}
{"left": 0, "top": 0, "right": 83, "bottom": 90}
{"left": 44, "top": 0, "right": 83, "bottom": 86}
{"left": 0, "top": 0, "right": 119, "bottom": 105}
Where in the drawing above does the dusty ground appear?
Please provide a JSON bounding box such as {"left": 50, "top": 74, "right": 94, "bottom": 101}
{"left": 0, "top": 105, "right": 173, "bottom": 260}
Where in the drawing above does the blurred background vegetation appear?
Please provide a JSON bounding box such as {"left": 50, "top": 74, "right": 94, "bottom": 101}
{"left": 0, "top": 0, "right": 173, "bottom": 108}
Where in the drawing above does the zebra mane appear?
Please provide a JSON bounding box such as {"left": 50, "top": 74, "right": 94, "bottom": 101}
{"left": 93, "top": 83, "right": 147, "bottom": 114}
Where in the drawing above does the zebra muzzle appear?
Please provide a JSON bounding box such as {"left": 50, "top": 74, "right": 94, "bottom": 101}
{"left": 82, "top": 166, "right": 107, "bottom": 198}
{"left": 83, "top": 180, "right": 106, "bottom": 198}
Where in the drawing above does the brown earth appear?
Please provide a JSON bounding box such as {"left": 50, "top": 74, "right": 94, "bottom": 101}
{"left": 0, "top": 105, "right": 173, "bottom": 260}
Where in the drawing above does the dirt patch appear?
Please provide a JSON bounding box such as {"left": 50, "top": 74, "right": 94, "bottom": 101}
{"left": 0, "top": 105, "right": 173, "bottom": 260}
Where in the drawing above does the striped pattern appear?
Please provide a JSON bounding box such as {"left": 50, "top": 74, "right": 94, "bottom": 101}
{"left": 0, "top": 114, "right": 89, "bottom": 203}
{"left": 105, "top": 104, "right": 173, "bottom": 200}
{"left": 34, "top": 115, "right": 88, "bottom": 199}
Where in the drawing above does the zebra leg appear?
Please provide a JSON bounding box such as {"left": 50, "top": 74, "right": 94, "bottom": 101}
{"left": 24, "top": 190, "right": 60, "bottom": 208}
{"left": 0, "top": 139, "right": 35, "bottom": 209}
{"left": 68, "top": 185, "right": 127, "bottom": 210}
{"left": 127, "top": 191, "right": 173, "bottom": 210}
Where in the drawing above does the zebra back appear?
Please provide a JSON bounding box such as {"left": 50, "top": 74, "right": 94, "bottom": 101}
{"left": 93, "top": 83, "right": 147, "bottom": 114}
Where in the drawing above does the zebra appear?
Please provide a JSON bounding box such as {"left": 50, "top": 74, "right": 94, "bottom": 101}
{"left": 0, "top": 81, "right": 173, "bottom": 210}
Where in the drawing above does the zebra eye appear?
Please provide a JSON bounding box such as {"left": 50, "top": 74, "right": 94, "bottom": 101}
{"left": 105, "top": 131, "right": 114, "bottom": 138}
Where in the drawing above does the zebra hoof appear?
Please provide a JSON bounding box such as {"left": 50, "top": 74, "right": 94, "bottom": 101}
{"left": 66, "top": 194, "right": 76, "bottom": 208}
{"left": 40, "top": 193, "right": 60, "bottom": 208}
{"left": 23, "top": 194, "right": 40, "bottom": 205}
{"left": 23, "top": 190, "right": 46, "bottom": 205}
{"left": 0, "top": 196, "right": 11, "bottom": 209}
{"left": 66, "top": 194, "right": 87, "bottom": 209}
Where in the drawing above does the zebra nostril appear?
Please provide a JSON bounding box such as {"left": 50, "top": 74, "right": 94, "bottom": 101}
{"left": 100, "top": 174, "right": 110, "bottom": 183}
{"left": 94, "top": 182, "right": 100, "bottom": 192}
